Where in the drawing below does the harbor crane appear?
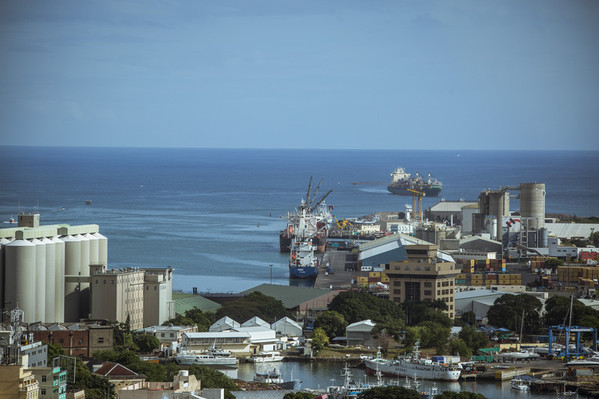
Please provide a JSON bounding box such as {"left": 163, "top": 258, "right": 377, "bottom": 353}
{"left": 407, "top": 188, "right": 425, "bottom": 224}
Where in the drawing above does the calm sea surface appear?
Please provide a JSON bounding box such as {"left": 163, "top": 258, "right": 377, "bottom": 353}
{"left": 0, "top": 147, "right": 597, "bottom": 293}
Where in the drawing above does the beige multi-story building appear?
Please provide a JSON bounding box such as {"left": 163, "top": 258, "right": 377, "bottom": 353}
{"left": 0, "top": 358, "right": 40, "bottom": 399}
{"left": 29, "top": 367, "right": 67, "bottom": 399}
{"left": 89, "top": 265, "right": 175, "bottom": 330}
{"left": 386, "top": 245, "right": 458, "bottom": 319}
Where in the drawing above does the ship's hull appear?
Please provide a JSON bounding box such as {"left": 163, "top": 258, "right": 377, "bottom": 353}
{"left": 280, "top": 233, "right": 326, "bottom": 253}
{"left": 364, "top": 358, "right": 461, "bottom": 382}
{"left": 175, "top": 355, "right": 238, "bottom": 366}
{"left": 387, "top": 184, "right": 442, "bottom": 197}
{"left": 289, "top": 265, "right": 318, "bottom": 279}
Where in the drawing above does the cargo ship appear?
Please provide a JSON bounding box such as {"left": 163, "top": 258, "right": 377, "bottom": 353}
{"left": 287, "top": 178, "right": 332, "bottom": 279}
{"left": 280, "top": 177, "right": 333, "bottom": 253}
{"left": 364, "top": 342, "right": 461, "bottom": 382}
{"left": 387, "top": 167, "right": 443, "bottom": 197}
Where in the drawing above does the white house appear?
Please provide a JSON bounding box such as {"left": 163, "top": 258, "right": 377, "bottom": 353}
{"left": 242, "top": 316, "right": 270, "bottom": 328}
{"left": 346, "top": 319, "right": 377, "bottom": 348}
{"left": 271, "top": 317, "right": 303, "bottom": 338}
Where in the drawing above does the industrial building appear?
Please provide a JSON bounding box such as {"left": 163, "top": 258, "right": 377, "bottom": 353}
{"left": 385, "top": 244, "right": 459, "bottom": 319}
{"left": 89, "top": 264, "right": 175, "bottom": 330}
{"left": 0, "top": 213, "right": 107, "bottom": 323}
{"left": 0, "top": 213, "right": 175, "bottom": 329}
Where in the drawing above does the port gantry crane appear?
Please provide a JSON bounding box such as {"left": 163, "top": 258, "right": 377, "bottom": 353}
{"left": 407, "top": 187, "right": 425, "bottom": 224}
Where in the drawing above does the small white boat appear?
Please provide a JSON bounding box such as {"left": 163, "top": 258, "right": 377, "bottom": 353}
{"left": 510, "top": 378, "right": 530, "bottom": 391}
{"left": 247, "top": 351, "right": 284, "bottom": 363}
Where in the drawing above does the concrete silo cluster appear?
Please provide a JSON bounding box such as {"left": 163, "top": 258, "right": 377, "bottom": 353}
{"left": 0, "top": 213, "right": 107, "bottom": 323}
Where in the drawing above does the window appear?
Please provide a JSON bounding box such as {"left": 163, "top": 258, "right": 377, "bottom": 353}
{"left": 161, "top": 333, "right": 165, "bottom": 337}
{"left": 424, "top": 282, "right": 432, "bottom": 288}
{"left": 146, "top": 286, "right": 149, "bottom": 290}
{"left": 42, "top": 375, "right": 47, "bottom": 382}
{"left": 78, "top": 338, "right": 83, "bottom": 345}
{"left": 98, "top": 337, "right": 104, "bottom": 343}
{"left": 424, "top": 290, "right": 432, "bottom": 296}
{"left": 41, "top": 389, "right": 46, "bottom": 395}
{"left": 58, "top": 338, "right": 64, "bottom": 344}
{"left": 103, "top": 279, "right": 106, "bottom": 284}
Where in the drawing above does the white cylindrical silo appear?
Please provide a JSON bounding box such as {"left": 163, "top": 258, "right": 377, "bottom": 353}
{"left": 78, "top": 234, "right": 90, "bottom": 277}
{"left": 31, "top": 238, "right": 46, "bottom": 322}
{"left": 42, "top": 237, "right": 56, "bottom": 322}
{"left": 87, "top": 233, "right": 99, "bottom": 265}
{"left": 5, "top": 239, "right": 36, "bottom": 323}
{"left": 62, "top": 235, "right": 82, "bottom": 322}
{"left": 52, "top": 236, "right": 65, "bottom": 323}
{"left": 0, "top": 237, "right": 11, "bottom": 312}
{"left": 94, "top": 232, "right": 108, "bottom": 266}
{"left": 520, "top": 183, "right": 546, "bottom": 230}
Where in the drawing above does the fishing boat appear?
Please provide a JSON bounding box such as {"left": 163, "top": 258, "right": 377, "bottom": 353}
{"left": 175, "top": 342, "right": 238, "bottom": 366}
{"left": 510, "top": 377, "right": 530, "bottom": 391}
{"left": 253, "top": 368, "right": 302, "bottom": 390}
{"left": 247, "top": 351, "right": 284, "bottom": 363}
{"left": 364, "top": 342, "right": 461, "bottom": 382}
{"left": 326, "top": 364, "right": 371, "bottom": 399}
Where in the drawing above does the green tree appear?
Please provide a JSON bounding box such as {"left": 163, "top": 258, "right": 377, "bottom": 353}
{"left": 402, "top": 301, "right": 452, "bottom": 327}
{"left": 357, "top": 385, "right": 422, "bottom": 399}
{"left": 71, "top": 356, "right": 116, "bottom": 399}
{"left": 418, "top": 321, "right": 450, "bottom": 350}
{"left": 314, "top": 310, "right": 348, "bottom": 340}
{"left": 434, "top": 392, "right": 488, "bottom": 399}
{"left": 283, "top": 393, "right": 318, "bottom": 399}
{"left": 311, "top": 327, "right": 329, "bottom": 355}
{"left": 544, "top": 258, "right": 564, "bottom": 270}
{"left": 486, "top": 294, "right": 543, "bottom": 334}
{"left": 46, "top": 342, "right": 64, "bottom": 362}
{"left": 133, "top": 334, "right": 160, "bottom": 353}
{"left": 459, "top": 311, "right": 477, "bottom": 326}
{"left": 215, "top": 291, "right": 292, "bottom": 323}
{"left": 544, "top": 295, "right": 599, "bottom": 329}
{"left": 449, "top": 338, "right": 472, "bottom": 357}
{"left": 328, "top": 291, "right": 404, "bottom": 324}
{"left": 458, "top": 325, "right": 490, "bottom": 350}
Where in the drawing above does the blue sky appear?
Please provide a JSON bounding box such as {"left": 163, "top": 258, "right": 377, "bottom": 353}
{"left": 0, "top": 1, "right": 598, "bottom": 150}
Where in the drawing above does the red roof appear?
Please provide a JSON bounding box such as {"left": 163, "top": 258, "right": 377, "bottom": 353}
{"left": 93, "top": 362, "right": 140, "bottom": 378}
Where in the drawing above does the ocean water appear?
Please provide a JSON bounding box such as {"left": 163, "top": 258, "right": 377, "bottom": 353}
{"left": 0, "top": 146, "right": 597, "bottom": 293}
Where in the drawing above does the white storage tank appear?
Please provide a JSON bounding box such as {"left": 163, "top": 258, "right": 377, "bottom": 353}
{"left": 87, "top": 232, "right": 99, "bottom": 265}
{"left": 94, "top": 232, "right": 108, "bottom": 266}
{"left": 5, "top": 239, "right": 36, "bottom": 323}
{"left": 42, "top": 237, "right": 56, "bottom": 322}
{"left": 52, "top": 236, "right": 65, "bottom": 323}
{"left": 78, "top": 234, "right": 90, "bottom": 277}
{"left": 31, "top": 238, "right": 47, "bottom": 322}
{"left": 0, "top": 237, "right": 12, "bottom": 312}
{"left": 62, "top": 234, "right": 82, "bottom": 322}
{"left": 520, "top": 183, "right": 546, "bottom": 230}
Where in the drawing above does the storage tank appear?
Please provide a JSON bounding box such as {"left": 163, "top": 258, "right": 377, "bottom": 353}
{"left": 31, "top": 238, "right": 47, "bottom": 322}
{"left": 5, "top": 239, "right": 36, "bottom": 322}
{"left": 87, "top": 232, "right": 99, "bottom": 264}
{"left": 539, "top": 228, "right": 548, "bottom": 248}
{"left": 52, "top": 236, "right": 65, "bottom": 322}
{"left": 94, "top": 232, "right": 108, "bottom": 266}
{"left": 42, "top": 237, "right": 56, "bottom": 322}
{"left": 0, "top": 237, "right": 11, "bottom": 312}
{"left": 78, "top": 234, "right": 91, "bottom": 319}
{"left": 62, "top": 235, "right": 82, "bottom": 322}
{"left": 520, "top": 183, "right": 546, "bottom": 230}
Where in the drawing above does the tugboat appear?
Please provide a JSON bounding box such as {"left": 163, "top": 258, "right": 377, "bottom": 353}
{"left": 387, "top": 167, "right": 443, "bottom": 197}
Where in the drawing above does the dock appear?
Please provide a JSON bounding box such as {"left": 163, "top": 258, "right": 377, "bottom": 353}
{"left": 314, "top": 248, "right": 359, "bottom": 290}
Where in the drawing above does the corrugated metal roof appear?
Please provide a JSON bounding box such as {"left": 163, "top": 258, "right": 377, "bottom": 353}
{"left": 546, "top": 223, "right": 599, "bottom": 240}
{"left": 173, "top": 292, "right": 222, "bottom": 315}
{"left": 241, "top": 284, "right": 335, "bottom": 309}
{"left": 428, "top": 200, "right": 477, "bottom": 213}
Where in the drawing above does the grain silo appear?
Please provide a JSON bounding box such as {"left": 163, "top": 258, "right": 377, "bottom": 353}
{"left": 42, "top": 237, "right": 56, "bottom": 322}
{"left": 31, "top": 238, "right": 47, "bottom": 322}
{"left": 62, "top": 234, "right": 82, "bottom": 322}
{"left": 0, "top": 237, "right": 11, "bottom": 313}
{"left": 94, "top": 232, "right": 108, "bottom": 265}
{"left": 87, "top": 232, "right": 99, "bottom": 264}
{"left": 5, "top": 239, "right": 36, "bottom": 323}
{"left": 52, "top": 235, "right": 65, "bottom": 322}
{"left": 520, "top": 183, "right": 546, "bottom": 230}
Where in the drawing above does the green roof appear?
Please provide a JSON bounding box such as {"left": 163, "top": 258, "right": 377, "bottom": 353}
{"left": 173, "top": 292, "right": 221, "bottom": 315}
{"left": 241, "top": 284, "right": 335, "bottom": 309}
